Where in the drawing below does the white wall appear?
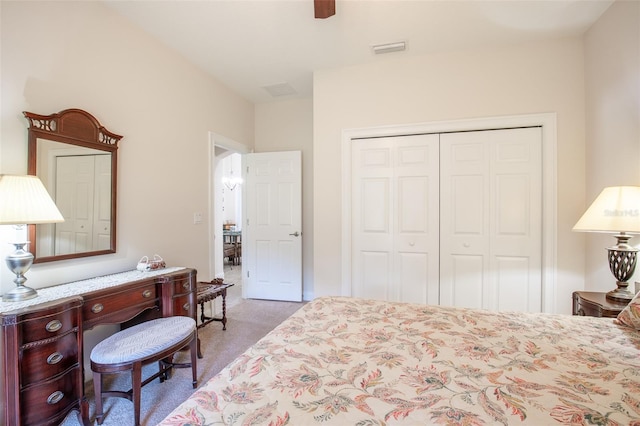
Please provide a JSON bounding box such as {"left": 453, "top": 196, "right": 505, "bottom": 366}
{"left": 255, "top": 98, "right": 314, "bottom": 299}
{"left": 313, "top": 38, "right": 587, "bottom": 313}
{"left": 584, "top": 0, "right": 640, "bottom": 292}
{"left": 0, "top": 1, "right": 255, "bottom": 292}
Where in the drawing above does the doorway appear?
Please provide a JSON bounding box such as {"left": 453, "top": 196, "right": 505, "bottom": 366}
{"left": 209, "top": 133, "right": 248, "bottom": 288}
{"left": 221, "top": 153, "right": 242, "bottom": 268}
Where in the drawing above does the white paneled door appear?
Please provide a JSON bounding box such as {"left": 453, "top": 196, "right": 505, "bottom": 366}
{"left": 54, "top": 154, "right": 111, "bottom": 255}
{"left": 352, "top": 135, "right": 440, "bottom": 304}
{"left": 55, "top": 155, "right": 94, "bottom": 254}
{"left": 244, "top": 151, "right": 302, "bottom": 302}
{"left": 439, "top": 128, "right": 542, "bottom": 311}
{"left": 93, "top": 154, "right": 113, "bottom": 250}
{"left": 351, "top": 128, "right": 543, "bottom": 312}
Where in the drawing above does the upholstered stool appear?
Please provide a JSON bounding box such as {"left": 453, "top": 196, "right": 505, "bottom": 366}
{"left": 90, "top": 316, "right": 198, "bottom": 426}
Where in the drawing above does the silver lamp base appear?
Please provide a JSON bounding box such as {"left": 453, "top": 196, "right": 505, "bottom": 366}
{"left": 3, "top": 284, "right": 38, "bottom": 302}
{"left": 3, "top": 242, "right": 38, "bottom": 302}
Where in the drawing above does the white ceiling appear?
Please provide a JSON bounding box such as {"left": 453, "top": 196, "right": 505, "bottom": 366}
{"left": 103, "top": 0, "right": 613, "bottom": 104}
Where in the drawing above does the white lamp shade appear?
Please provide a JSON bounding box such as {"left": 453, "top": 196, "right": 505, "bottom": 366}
{"left": 573, "top": 186, "right": 640, "bottom": 233}
{"left": 0, "top": 175, "right": 64, "bottom": 225}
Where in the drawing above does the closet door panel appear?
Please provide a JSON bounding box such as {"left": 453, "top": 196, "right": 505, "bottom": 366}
{"left": 393, "top": 136, "right": 439, "bottom": 304}
{"left": 441, "top": 128, "right": 542, "bottom": 311}
{"left": 448, "top": 254, "right": 485, "bottom": 309}
{"left": 495, "top": 256, "right": 532, "bottom": 312}
{"left": 55, "top": 155, "right": 96, "bottom": 255}
{"left": 358, "top": 251, "right": 391, "bottom": 301}
{"left": 94, "top": 154, "right": 112, "bottom": 250}
{"left": 352, "top": 140, "right": 393, "bottom": 300}
{"left": 396, "top": 252, "right": 430, "bottom": 303}
{"left": 352, "top": 135, "right": 439, "bottom": 303}
{"left": 490, "top": 127, "right": 542, "bottom": 312}
{"left": 440, "top": 131, "right": 490, "bottom": 307}
{"left": 451, "top": 175, "right": 484, "bottom": 234}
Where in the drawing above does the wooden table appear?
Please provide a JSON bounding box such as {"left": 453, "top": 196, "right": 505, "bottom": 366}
{"left": 196, "top": 281, "right": 234, "bottom": 357}
{"left": 0, "top": 267, "right": 197, "bottom": 426}
{"left": 223, "top": 230, "right": 242, "bottom": 265}
{"left": 572, "top": 291, "right": 628, "bottom": 317}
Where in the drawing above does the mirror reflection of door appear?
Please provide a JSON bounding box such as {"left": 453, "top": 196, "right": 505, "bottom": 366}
{"left": 35, "top": 138, "right": 112, "bottom": 257}
{"left": 41, "top": 153, "right": 111, "bottom": 256}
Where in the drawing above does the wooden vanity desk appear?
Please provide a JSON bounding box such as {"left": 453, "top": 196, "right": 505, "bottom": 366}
{"left": 0, "top": 267, "right": 197, "bottom": 426}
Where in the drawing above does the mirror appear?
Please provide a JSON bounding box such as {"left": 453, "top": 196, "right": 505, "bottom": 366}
{"left": 24, "top": 109, "right": 122, "bottom": 263}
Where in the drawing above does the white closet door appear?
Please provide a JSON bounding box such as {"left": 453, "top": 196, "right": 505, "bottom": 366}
{"left": 351, "top": 134, "right": 440, "bottom": 303}
{"left": 439, "top": 128, "right": 542, "bottom": 312}
{"left": 55, "top": 155, "right": 96, "bottom": 254}
{"left": 93, "top": 154, "right": 112, "bottom": 250}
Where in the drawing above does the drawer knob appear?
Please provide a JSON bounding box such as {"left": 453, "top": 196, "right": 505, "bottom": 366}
{"left": 91, "top": 303, "right": 104, "bottom": 314}
{"left": 183, "top": 302, "right": 190, "bottom": 311}
{"left": 47, "top": 352, "right": 63, "bottom": 365}
{"left": 142, "top": 289, "right": 153, "bottom": 298}
{"left": 47, "top": 391, "right": 64, "bottom": 405}
{"left": 45, "top": 320, "right": 62, "bottom": 333}
{"left": 182, "top": 282, "right": 190, "bottom": 290}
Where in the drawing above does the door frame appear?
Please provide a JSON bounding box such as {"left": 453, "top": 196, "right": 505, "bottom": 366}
{"left": 208, "top": 132, "right": 249, "bottom": 285}
{"left": 341, "top": 113, "right": 557, "bottom": 313}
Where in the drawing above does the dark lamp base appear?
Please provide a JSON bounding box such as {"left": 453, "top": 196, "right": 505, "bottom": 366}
{"left": 606, "top": 287, "right": 635, "bottom": 303}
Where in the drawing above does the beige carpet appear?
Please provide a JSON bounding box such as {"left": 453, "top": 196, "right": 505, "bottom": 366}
{"left": 61, "top": 264, "right": 305, "bottom": 425}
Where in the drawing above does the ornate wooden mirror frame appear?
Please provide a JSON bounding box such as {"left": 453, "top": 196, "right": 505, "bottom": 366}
{"left": 24, "top": 109, "right": 122, "bottom": 263}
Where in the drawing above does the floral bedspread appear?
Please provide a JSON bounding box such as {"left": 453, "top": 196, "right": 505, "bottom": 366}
{"left": 158, "top": 296, "right": 640, "bottom": 425}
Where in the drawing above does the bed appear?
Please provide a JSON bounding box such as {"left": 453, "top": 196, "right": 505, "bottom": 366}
{"left": 158, "top": 295, "right": 640, "bottom": 425}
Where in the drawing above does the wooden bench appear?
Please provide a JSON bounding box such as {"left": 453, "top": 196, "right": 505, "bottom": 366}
{"left": 90, "top": 316, "right": 197, "bottom": 426}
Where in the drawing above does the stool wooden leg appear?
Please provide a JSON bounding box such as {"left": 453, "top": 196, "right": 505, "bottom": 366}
{"left": 190, "top": 333, "right": 198, "bottom": 388}
{"left": 93, "top": 371, "right": 104, "bottom": 425}
{"left": 132, "top": 361, "right": 142, "bottom": 426}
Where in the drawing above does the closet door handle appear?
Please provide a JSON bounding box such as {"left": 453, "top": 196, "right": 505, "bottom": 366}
{"left": 289, "top": 231, "right": 300, "bottom": 237}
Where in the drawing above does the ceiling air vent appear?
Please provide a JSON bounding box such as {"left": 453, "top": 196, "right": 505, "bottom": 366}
{"left": 262, "top": 82, "right": 297, "bottom": 97}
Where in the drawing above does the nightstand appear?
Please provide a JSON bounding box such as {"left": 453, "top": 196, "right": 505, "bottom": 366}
{"left": 572, "top": 291, "right": 628, "bottom": 318}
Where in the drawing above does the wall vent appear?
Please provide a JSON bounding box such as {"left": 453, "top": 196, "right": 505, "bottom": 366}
{"left": 372, "top": 41, "right": 406, "bottom": 55}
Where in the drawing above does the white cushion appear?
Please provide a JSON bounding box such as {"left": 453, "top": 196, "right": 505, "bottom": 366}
{"left": 615, "top": 290, "right": 640, "bottom": 330}
{"left": 90, "top": 316, "right": 195, "bottom": 365}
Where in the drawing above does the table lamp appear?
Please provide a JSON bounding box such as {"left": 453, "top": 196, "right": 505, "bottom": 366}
{"left": 0, "top": 175, "right": 64, "bottom": 301}
{"left": 573, "top": 186, "right": 640, "bottom": 302}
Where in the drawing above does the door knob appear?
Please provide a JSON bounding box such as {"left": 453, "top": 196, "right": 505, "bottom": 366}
{"left": 289, "top": 231, "right": 300, "bottom": 237}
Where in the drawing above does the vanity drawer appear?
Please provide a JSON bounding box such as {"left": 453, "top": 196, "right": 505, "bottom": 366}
{"left": 83, "top": 283, "right": 157, "bottom": 322}
{"left": 173, "top": 294, "right": 194, "bottom": 317}
{"left": 21, "top": 367, "right": 81, "bottom": 426}
{"left": 21, "top": 332, "right": 79, "bottom": 385}
{"left": 174, "top": 276, "right": 194, "bottom": 295}
{"left": 17, "top": 306, "right": 79, "bottom": 344}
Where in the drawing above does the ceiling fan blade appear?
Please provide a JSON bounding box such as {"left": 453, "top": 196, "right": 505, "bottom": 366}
{"left": 314, "top": 0, "right": 335, "bottom": 19}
